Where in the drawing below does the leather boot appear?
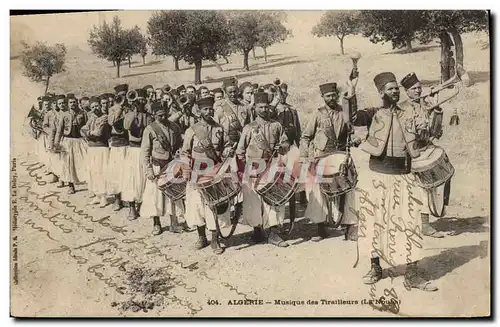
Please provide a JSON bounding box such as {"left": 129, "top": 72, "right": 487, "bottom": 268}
{"left": 421, "top": 213, "right": 444, "bottom": 238}
{"left": 152, "top": 216, "right": 162, "bottom": 236}
{"left": 311, "top": 222, "right": 328, "bottom": 242}
{"left": 268, "top": 227, "right": 289, "bottom": 247}
{"left": 211, "top": 230, "right": 224, "bottom": 255}
{"left": 194, "top": 226, "right": 209, "bottom": 250}
{"left": 112, "top": 194, "right": 123, "bottom": 211}
{"left": 251, "top": 227, "right": 265, "bottom": 243}
{"left": 128, "top": 201, "right": 139, "bottom": 220}
{"left": 363, "top": 257, "right": 383, "bottom": 284}
{"left": 67, "top": 183, "right": 76, "bottom": 194}
{"left": 404, "top": 262, "right": 438, "bottom": 292}
{"left": 344, "top": 224, "right": 358, "bottom": 241}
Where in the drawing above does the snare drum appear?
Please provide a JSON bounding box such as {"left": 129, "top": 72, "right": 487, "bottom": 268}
{"left": 255, "top": 164, "right": 299, "bottom": 207}
{"left": 157, "top": 163, "right": 186, "bottom": 201}
{"left": 197, "top": 160, "right": 241, "bottom": 210}
{"left": 313, "top": 152, "right": 358, "bottom": 199}
{"left": 411, "top": 145, "right": 454, "bottom": 189}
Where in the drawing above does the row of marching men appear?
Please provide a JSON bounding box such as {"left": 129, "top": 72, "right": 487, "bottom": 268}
{"left": 29, "top": 78, "right": 309, "bottom": 251}
{"left": 29, "top": 69, "right": 450, "bottom": 291}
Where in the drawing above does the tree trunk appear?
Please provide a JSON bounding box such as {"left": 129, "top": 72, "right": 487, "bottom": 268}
{"left": 128, "top": 57, "right": 131, "bottom": 68}
{"left": 173, "top": 57, "right": 180, "bottom": 71}
{"left": 439, "top": 31, "right": 452, "bottom": 83}
{"left": 243, "top": 49, "right": 250, "bottom": 71}
{"left": 44, "top": 76, "right": 50, "bottom": 94}
{"left": 337, "top": 35, "right": 345, "bottom": 55}
{"left": 116, "top": 60, "right": 121, "bottom": 78}
{"left": 449, "top": 27, "right": 464, "bottom": 75}
{"left": 263, "top": 47, "right": 268, "bottom": 62}
{"left": 223, "top": 56, "right": 230, "bottom": 64}
{"left": 252, "top": 47, "right": 256, "bottom": 60}
{"left": 112, "top": 60, "right": 116, "bottom": 67}
{"left": 194, "top": 59, "right": 202, "bottom": 85}
{"left": 142, "top": 55, "right": 146, "bottom": 65}
{"left": 213, "top": 60, "right": 224, "bottom": 72}
{"left": 405, "top": 37, "right": 413, "bottom": 52}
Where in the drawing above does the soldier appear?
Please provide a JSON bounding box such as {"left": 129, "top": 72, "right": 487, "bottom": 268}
{"left": 236, "top": 92, "right": 290, "bottom": 247}
{"left": 177, "top": 85, "right": 187, "bottom": 97}
{"left": 123, "top": 89, "right": 153, "bottom": 220}
{"left": 106, "top": 84, "right": 130, "bottom": 210}
{"left": 198, "top": 86, "right": 210, "bottom": 99}
{"left": 106, "top": 93, "right": 115, "bottom": 108}
{"left": 79, "top": 96, "right": 91, "bottom": 114}
{"left": 100, "top": 94, "right": 110, "bottom": 113}
{"left": 239, "top": 81, "right": 255, "bottom": 120}
{"left": 44, "top": 95, "right": 64, "bottom": 184}
{"left": 212, "top": 88, "right": 224, "bottom": 103}
{"left": 400, "top": 72, "right": 446, "bottom": 238}
{"left": 299, "top": 82, "right": 360, "bottom": 242}
{"left": 214, "top": 78, "right": 253, "bottom": 219}
{"left": 80, "top": 96, "right": 111, "bottom": 206}
{"left": 140, "top": 101, "right": 185, "bottom": 235}
{"left": 53, "top": 94, "right": 88, "bottom": 194}
{"left": 349, "top": 71, "right": 438, "bottom": 292}
{"left": 186, "top": 85, "right": 197, "bottom": 96}
{"left": 143, "top": 85, "right": 155, "bottom": 102}
{"left": 181, "top": 96, "right": 235, "bottom": 254}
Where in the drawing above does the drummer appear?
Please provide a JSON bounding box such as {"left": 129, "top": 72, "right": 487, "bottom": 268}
{"left": 140, "top": 102, "right": 185, "bottom": 236}
{"left": 299, "top": 82, "right": 360, "bottom": 242}
{"left": 181, "top": 96, "right": 235, "bottom": 255}
{"left": 236, "top": 92, "right": 290, "bottom": 247}
{"left": 400, "top": 72, "right": 446, "bottom": 238}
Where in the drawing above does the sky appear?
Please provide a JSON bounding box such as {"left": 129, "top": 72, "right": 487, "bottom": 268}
{"left": 10, "top": 10, "right": 325, "bottom": 54}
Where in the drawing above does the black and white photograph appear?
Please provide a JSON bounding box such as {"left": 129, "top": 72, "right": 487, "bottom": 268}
{"left": 9, "top": 9, "right": 491, "bottom": 317}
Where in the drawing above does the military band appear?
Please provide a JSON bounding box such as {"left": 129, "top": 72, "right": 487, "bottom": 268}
{"left": 26, "top": 63, "right": 455, "bottom": 292}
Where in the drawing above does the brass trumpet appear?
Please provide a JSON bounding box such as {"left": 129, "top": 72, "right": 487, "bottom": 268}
{"left": 126, "top": 89, "right": 138, "bottom": 103}
{"left": 162, "top": 84, "right": 172, "bottom": 93}
{"left": 415, "top": 73, "right": 461, "bottom": 110}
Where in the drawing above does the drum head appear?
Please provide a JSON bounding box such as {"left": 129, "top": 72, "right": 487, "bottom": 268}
{"left": 412, "top": 145, "right": 445, "bottom": 171}
{"left": 196, "top": 162, "right": 224, "bottom": 185}
{"left": 314, "top": 153, "right": 347, "bottom": 177}
{"left": 254, "top": 165, "right": 286, "bottom": 191}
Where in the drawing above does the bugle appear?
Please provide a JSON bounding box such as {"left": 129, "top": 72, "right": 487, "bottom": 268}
{"left": 416, "top": 73, "right": 461, "bottom": 110}
{"left": 115, "top": 94, "right": 126, "bottom": 106}
{"left": 126, "top": 90, "right": 138, "bottom": 103}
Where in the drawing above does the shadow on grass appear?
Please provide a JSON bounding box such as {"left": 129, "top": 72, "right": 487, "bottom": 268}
{"left": 133, "top": 60, "right": 163, "bottom": 68}
{"left": 381, "top": 242, "right": 488, "bottom": 281}
{"left": 122, "top": 69, "right": 172, "bottom": 78}
{"left": 204, "top": 70, "right": 270, "bottom": 84}
{"left": 468, "top": 70, "right": 490, "bottom": 85}
{"left": 107, "top": 60, "right": 140, "bottom": 68}
{"left": 431, "top": 215, "right": 489, "bottom": 236}
{"left": 382, "top": 44, "right": 440, "bottom": 55}
{"left": 177, "top": 62, "right": 228, "bottom": 72}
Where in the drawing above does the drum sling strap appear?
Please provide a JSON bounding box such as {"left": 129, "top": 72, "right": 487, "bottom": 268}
{"left": 149, "top": 121, "right": 172, "bottom": 170}
{"left": 192, "top": 123, "right": 239, "bottom": 240}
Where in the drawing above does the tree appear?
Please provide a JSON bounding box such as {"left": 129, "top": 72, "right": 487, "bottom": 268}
{"left": 140, "top": 41, "right": 148, "bottom": 65}
{"left": 226, "top": 11, "right": 263, "bottom": 71}
{"left": 256, "top": 12, "right": 292, "bottom": 62}
{"left": 359, "top": 10, "right": 426, "bottom": 52}
{"left": 418, "top": 10, "right": 489, "bottom": 83}
{"left": 148, "top": 11, "right": 186, "bottom": 71}
{"left": 88, "top": 16, "right": 135, "bottom": 78}
{"left": 312, "top": 11, "right": 360, "bottom": 55}
{"left": 148, "top": 10, "right": 231, "bottom": 84}
{"left": 20, "top": 41, "right": 66, "bottom": 94}
{"left": 123, "top": 26, "right": 146, "bottom": 68}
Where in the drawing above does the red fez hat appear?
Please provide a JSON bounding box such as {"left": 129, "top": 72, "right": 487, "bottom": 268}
{"left": 66, "top": 93, "right": 76, "bottom": 100}
{"left": 319, "top": 83, "right": 337, "bottom": 95}
{"left": 176, "top": 85, "right": 186, "bottom": 92}
{"left": 254, "top": 92, "right": 269, "bottom": 104}
{"left": 374, "top": 72, "right": 397, "bottom": 91}
{"left": 197, "top": 97, "right": 215, "bottom": 110}
{"left": 143, "top": 85, "right": 154, "bottom": 90}
{"left": 186, "top": 85, "right": 196, "bottom": 91}
{"left": 114, "top": 84, "right": 129, "bottom": 94}
{"left": 99, "top": 94, "right": 109, "bottom": 101}
{"left": 56, "top": 94, "right": 66, "bottom": 100}
{"left": 151, "top": 102, "right": 166, "bottom": 115}
{"left": 400, "top": 73, "right": 420, "bottom": 89}
{"left": 41, "top": 96, "right": 51, "bottom": 102}
{"left": 80, "top": 96, "right": 90, "bottom": 101}
{"left": 136, "top": 89, "right": 147, "bottom": 99}
{"left": 212, "top": 88, "right": 223, "bottom": 94}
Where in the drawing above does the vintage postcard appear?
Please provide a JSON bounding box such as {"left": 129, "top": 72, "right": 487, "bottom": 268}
{"left": 10, "top": 10, "right": 490, "bottom": 317}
